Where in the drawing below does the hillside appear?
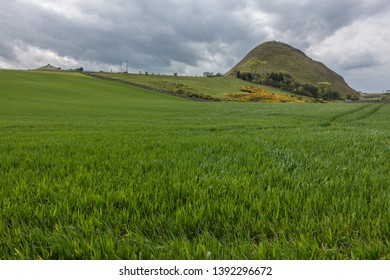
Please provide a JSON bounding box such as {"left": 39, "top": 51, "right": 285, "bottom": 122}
{"left": 226, "top": 41, "right": 359, "bottom": 99}
{"left": 94, "top": 69, "right": 337, "bottom": 102}
{"left": 94, "top": 72, "right": 308, "bottom": 102}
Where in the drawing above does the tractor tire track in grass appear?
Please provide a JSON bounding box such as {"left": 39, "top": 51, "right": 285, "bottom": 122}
{"left": 321, "top": 104, "right": 386, "bottom": 126}
{"left": 352, "top": 103, "right": 387, "bottom": 122}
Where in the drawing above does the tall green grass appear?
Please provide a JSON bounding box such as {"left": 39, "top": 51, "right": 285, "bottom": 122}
{"left": 0, "top": 70, "right": 389, "bottom": 259}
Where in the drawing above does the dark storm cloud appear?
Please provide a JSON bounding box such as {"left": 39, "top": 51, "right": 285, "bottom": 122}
{"left": 2, "top": 0, "right": 253, "bottom": 70}
{"left": 1, "top": 0, "right": 389, "bottom": 91}
{"left": 105, "top": 0, "right": 258, "bottom": 70}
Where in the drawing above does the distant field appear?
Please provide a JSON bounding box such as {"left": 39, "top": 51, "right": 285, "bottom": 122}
{"left": 0, "top": 70, "right": 389, "bottom": 259}
{"left": 95, "top": 72, "right": 296, "bottom": 100}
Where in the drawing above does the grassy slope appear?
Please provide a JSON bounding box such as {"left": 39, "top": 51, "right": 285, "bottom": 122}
{"left": 95, "top": 72, "right": 294, "bottom": 99}
{"left": 0, "top": 70, "right": 389, "bottom": 259}
{"left": 226, "top": 41, "right": 359, "bottom": 98}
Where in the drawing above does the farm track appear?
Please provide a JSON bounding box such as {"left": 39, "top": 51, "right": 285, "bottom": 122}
{"left": 329, "top": 104, "right": 371, "bottom": 123}
{"left": 325, "top": 104, "right": 387, "bottom": 126}
{"left": 352, "top": 103, "right": 387, "bottom": 121}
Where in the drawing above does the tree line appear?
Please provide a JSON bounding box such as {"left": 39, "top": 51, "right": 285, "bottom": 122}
{"left": 236, "top": 71, "right": 342, "bottom": 100}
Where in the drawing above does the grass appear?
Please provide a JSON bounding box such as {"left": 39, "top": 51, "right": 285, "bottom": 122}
{"left": 0, "top": 70, "right": 389, "bottom": 259}
{"left": 94, "top": 72, "right": 293, "bottom": 99}
{"left": 229, "top": 85, "right": 313, "bottom": 102}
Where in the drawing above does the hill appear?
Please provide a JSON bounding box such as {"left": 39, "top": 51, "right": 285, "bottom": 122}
{"left": 226, "top": 41, "right": 359, "bottom": 99}
{"left": 93, "top": 72, "right": 313, "bottom": 102}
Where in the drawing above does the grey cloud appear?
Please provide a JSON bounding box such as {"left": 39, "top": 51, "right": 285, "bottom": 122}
{"left": 0, "top": 41, "right": 15, "bottom": 61}
{"left": 1, "top": 0, "right": 263, "bottom": 71}
{"left": 24, "top": 1, "right": 249, "bottom": 69}
{"left": 339, "top": 51, "right": 383, "bottom": 70}
{"left": 254, "top": 0, "right": 390, "bottom": 48}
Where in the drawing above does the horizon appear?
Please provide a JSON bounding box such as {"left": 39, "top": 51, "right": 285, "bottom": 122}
{"left": 3, "top": 64, "right": 387, "bottom": 95}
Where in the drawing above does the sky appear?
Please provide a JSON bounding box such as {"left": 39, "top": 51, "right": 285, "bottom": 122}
{"left": 1, "top": 0, "right": 389, "bottom": 92}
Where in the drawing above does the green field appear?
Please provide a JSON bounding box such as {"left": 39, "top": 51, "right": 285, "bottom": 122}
{"left": 0, "top": 70, "right": 389, "bottom": 259}
{"left": 95, "top": 72, "right": 293, "bottom": 99}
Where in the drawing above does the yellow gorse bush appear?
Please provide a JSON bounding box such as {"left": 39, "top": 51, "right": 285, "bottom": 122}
{"left": 228, "top": 86, "right": 308, "bottom": 103}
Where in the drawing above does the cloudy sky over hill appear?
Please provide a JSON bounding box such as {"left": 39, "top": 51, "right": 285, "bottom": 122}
{"left": 1, "top": 0, "right": 389, "bottom": 92}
